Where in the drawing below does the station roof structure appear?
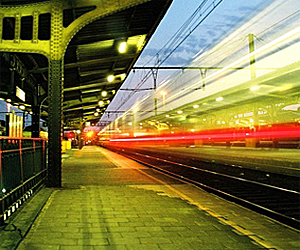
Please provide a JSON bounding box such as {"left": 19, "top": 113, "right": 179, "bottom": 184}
{"left": 0, "top": 0, "right": 172, "bottom": 129}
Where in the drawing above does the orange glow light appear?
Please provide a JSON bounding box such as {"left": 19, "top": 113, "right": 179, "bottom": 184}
{"left": 86, "top": 131, "right": 94, "bottom": 138}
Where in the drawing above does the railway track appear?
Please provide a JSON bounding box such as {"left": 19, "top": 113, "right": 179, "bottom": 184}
{"left": 102, "top": 145, "right": 300, "bottom": 230}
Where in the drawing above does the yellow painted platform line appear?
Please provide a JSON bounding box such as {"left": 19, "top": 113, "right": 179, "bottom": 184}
{"left": 99, "top": 147, "right": 282, "bottom": 250}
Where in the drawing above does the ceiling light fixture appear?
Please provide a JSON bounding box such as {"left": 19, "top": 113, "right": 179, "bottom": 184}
{"left": 107, "top": 75, "right": 115, "bottom": 82}
{"left": 19, "top": 105, "right": 25, "bottom": 110}
{"left": 118, "top": 41, "right": 127, "bottom": 53}
{"left": 101, "top": 91, "right": 107, "bottom": 97}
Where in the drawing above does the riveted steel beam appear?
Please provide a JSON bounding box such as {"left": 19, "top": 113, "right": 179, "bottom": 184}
{"left": 0, "top": 0, "right": 152, "bottom": 57}
{"left": 0, "top": 0, "right": 157, "bottom": 188}
{"left": 48, "top": 59, "right": 63, "bottom": 187}
{"left": 64, "top": 80, "right": 119, "bottom": 92}
{"left": 28, "top": 54, "right": 135, "bottom": 73}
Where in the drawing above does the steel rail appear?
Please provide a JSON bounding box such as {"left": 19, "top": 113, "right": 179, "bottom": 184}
{"left": 106, "top": 146, "right": 300, "bottom": 230}
{"left": 134, "top": 152, "right": 300, "bottom": 195}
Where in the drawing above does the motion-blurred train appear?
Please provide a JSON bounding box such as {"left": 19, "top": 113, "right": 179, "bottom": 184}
{"left": 98, "top": 0, "right": 300, "bottom": 149}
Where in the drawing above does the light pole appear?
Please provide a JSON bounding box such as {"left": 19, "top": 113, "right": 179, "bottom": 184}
{"left": 160, "top": 91, "right": 167, "bottom": 112}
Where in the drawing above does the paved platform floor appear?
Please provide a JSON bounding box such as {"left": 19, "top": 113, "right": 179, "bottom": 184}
{"left": 13, "top": 146, "right": 300, "bottom": 249}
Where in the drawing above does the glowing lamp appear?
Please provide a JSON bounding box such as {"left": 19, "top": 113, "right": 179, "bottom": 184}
{"left": 98, "top": 100, "right": 104, "bottom": 106}
{"left": 118, "top": 41, "right": 127, "bottom": 53}
{"left": 87, "top": 131, "right": 94, "bottom": 138}
{"left": 101, "top": 91, "right": 107, "bottom": 97}
{"left": 19, "top": 105, "right": 25, "bottom": 110}
{"left": 107, "top": 75, "right": 115, "bottom": 82}
{"left": 250, "top": 85, "right": 260, "bottom": 91}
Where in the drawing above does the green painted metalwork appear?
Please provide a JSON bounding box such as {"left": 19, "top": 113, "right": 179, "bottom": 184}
{"left": 32, "top": 105, "right": 40, "bottom": 138}
{"left": 48, "top": 59, "right": 63, "bottom": 187}
{"left": 0, "top": 0, "right": 155, "bottom": 187}
{"left": 0, "top": 0, "right": 152, "bottom": 58}
{"left": 0, "top": 137, "right": 47, "bottom": 225}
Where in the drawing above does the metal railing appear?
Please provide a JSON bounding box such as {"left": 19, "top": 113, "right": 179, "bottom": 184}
{"left": 0, "top": 137, "right": 47, "bottom": 225}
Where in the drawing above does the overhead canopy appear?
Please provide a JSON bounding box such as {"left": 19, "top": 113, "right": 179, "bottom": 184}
{"left": 0, "top": 0, "right": 172, "bottom": 129}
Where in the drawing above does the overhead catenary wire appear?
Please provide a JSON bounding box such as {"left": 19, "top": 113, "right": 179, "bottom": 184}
{"left": 112, "top": 0, "right": 225, "bottom": 113}
{"left": 143, "top": 0, "right": 210, "bottom": 67}
{"left": 113, "top": 0, "right": 300, "bottom": 116}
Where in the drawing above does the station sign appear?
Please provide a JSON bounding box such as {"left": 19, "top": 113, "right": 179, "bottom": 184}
{"left": 16, "top": 86, "right": 25, "bottom": 102}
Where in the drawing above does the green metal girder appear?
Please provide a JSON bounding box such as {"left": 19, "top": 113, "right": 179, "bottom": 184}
{"left": 0, "top": 0, "right": 152, "bottom": 59}
{"left": 0, "top": 0, "right": 154, "bottom": 187}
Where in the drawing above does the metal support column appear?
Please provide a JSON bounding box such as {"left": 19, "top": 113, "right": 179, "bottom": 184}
{"left": 47, "top": 59, "right": 63, "bottom": 187}
{"left": 151, "top": 69, "right": 158, "bottom": 116}
{"left": 248, "top": 34, "right": 257, "bottom": 79}
{"left": 9, "top": 68, "right": 15, "bottom": 96}
{"left": 200, "top": 69, "right": 207, "bottom": 90}
{"left": 247, "top": 33, "right": 258, "bottom": 147}
{"left": 32, "top": 85, "right": 44, "bottom": 138}
{"left": 31, "top": 105, "right": 40, "bottom": 138}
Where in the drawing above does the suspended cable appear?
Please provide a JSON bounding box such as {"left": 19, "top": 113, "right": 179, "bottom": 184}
{"left": 114, "top": 0, "right": 225, "bottom": 112}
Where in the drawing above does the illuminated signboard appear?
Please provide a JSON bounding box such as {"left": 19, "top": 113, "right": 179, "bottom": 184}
{"left": 16, "top": 86, "right": 25, "bottom": 102}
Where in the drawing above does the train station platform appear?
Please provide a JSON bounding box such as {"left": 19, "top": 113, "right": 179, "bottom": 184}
{"left": 1, "top": 146, "right": 299, "bottom": 249}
